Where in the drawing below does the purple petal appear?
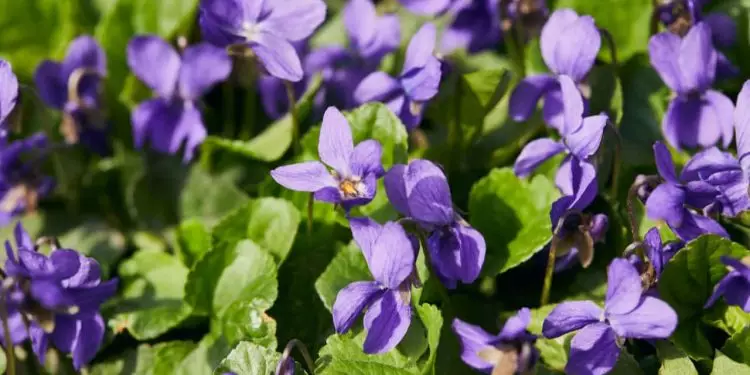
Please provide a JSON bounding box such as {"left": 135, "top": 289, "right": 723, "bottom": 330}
{"left": 705, "top": 272, "right": 748, "bottom": 309}
{"left": 722, "top": 256, "right": 750, "bottom": 279}
{"left": 648, "top": 32, "right": 684, "bottom": 93}
{"left": 653, "top": 142, "right": 679, "bottom": 184}
{"left": 349, "top": 217, "right": 382, "bottom": 262}
{"left": 663, "top": 95, "right": 723, "bottom": 149}
{"left": 131, "top": 99, "right": 162, "bottom": 148}
{"left": 341, "top": 173, "right": 378, "bottom": 210}
{"left": 549, "top": 16, "right": 600, "bottom": 81}
{"left": 351, "top": 140, "right": 384, "bottom": 177}
{"left": 384, "top": 164, "right": 410, "bottom": 216}
{"left": 672, "top": 211, "right": 728, "bottom": 241}
{"left": 199, "top": 0, "right": 256, "bottom": 46}
{"left": 179, "top": 43, "right": 232, "bottom": 99}
{"left": 704, "top": 90, "right": 735, "bottom": 149}
{"left": 559, "top": 158, "right": 598, "bottom": 212}
{"left": 608, "top": 296, "right": 677, "bottom": 339}
{"left": 566, "top": 114, "right": 608, "bottom": 160}
{"left": 345, "top": 0, "right": 400, "bottom": 61}
{"left": 354, "top": 72, "right": 402, "bottom": 104}
{"left": 127, "top": 35, "right": 180, "bottom": 98}
{"left": 643, "top": 228, "right": 663, "bottom": 274}
{"left": 704, "top": 13, "right": 737, "bottom": 48}
{"left": 540, "top": 9, "right": 581, "bottom": 73}
{"left": 498, "top": 308, "right": 531, "bottom": 341}
{"left": 370, "top": 222, "right": 415, "bottom": 288}
{"left": 542, "top": 301, "right": 602, "bottom": 338}
{"left": 364, "top": 14, "right": 401, "bottom": 61}
{"left": 29, "top": 323, "right": 48, "bottom": 365}
{"left": 508, "top": 74, "right": 556, "bottom": 122}
{"left": 332, "top": 281, "right": 383, "bottom": 333}
{"left": 543, "top": 85, "right": 566, "bottom": 131}
{"left": 261, "top": 0, "right": 327, "bottom": 42}
{"left": 71, "top": 314, "right": 106, "bottom": 370}
{"left": 170, "top": 105, "right": 207, "bottom": 161}
{"left": 0, "top": 60, "right": 19, "bottom": 122}
{"left": 319, "top": 107, "right": 354, "bottom": 176}
{"left": 559, "top": 74, "right": 584, "bottom": 134}
{"left": 679, "top": 22, "right": 716, "bottom": 92}
{"left": 735, "top": 81, "right": 750, "bottom": 160}
{"left": 34, "top": 61, "right": 66, "bottom": 109}
{"left": 49, "top": 250, "right": 82, "bottom": 280}
{"left": 404, "top": 159, "right": 454, "bottom": 225}
{"left": 400, "top": 0, "right": 452, "bottom": 16}
{"left": 605, "top": 259, "right": 643, "bottom": 315}
{"left": 452, "top": 318, "right": 497, "bottom": 372}
{"left": 402, "top": 23, "right": 437, "bottom": 75}
{"left": 251, "top": 31, "right": 304, "bottom": 82}
{"left": 270, "top": 161, "right": 337, "bottom": 192}
{"left": 14, "top": 223, "right": 33, "bottom": 251}
{"left": 363, "top": 289, "right": 412, "bottom": 354}
{"left": 513, "top": 138, "right": 565, "bottom": 177}
{"left": 313, "top": 187, "right": 342, "bottom": 204}
{"left": 645, "top": 184, "right": 686, "bottom": 228}
{"left": 566, "top": 323, "right": 619, "bottom": 375}
{"left": 62, "top": 36, "right": 106, "bottom": 79}
{"left": 401, "top": 57, "right": 441, "bottom": 102}
{"left": 427, "top": 224, "right": 486, "bottom": 288}
{"left": 681, "top": 147, "right": 739, "bottom": 182}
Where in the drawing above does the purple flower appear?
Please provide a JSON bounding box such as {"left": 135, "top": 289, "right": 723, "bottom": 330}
{"left": 2, "top": 224, "right": 118, "bottom": 369}
{"left": 199, "top": 0, "right": 326, "bottom": 82}
{"left": 355, "top": 23, "right": 442, "bottom": 130}
{"left": 34, "top": 36, "right": 109, "bottom": 154}
{"left": 257, "top": 41, "right": 309, "bottom": 119}
{"left": 384, "top": 159, "right": 486, "bottom": 288}
{"left": 399, "top": 0, "right": 456, "bottom": 16}
{"left": 0, "top": 133, "right": 54, "bottom": 226}
{"left": 508, "top": 9, "right": 600, "bottom": 131}
{"left": 645, "top": 142, "right": 728, "bottom": 241}
{"left": 657, "top": 0, "right": 736, "bottom": 48}
{"left": 649, "top": 22, "right": 734, "bottom": 149}
{"left": 0, "top": 60, "right": 19, "bottom": 137}
{"left": 502, "top": 0, "right": 549, "bottom": 34}
{"left": 452, "top": 308, "right": 538, "bottom": 374}
{"left": 271, "top": 107, "right": 384, "bottom": 209}
{"left": 627, "top": 228, "right": 683, "bottom": 292}
{"left": 705, "top": 256, "right": 750, "bottom": 312}
{"left": 549, "top": 158, "right": 607, "bottom": 270}
{"left": 440, "top": 0, "right": 501, "bottom": 55}
{"left": 127, "top": 35, "right": 232, "bottom": 161}
{"left": 543, "top": 258, "right": 677, "bottom": 375}
{"left": 514, "top": 74, "right": 608, "bottom": 179}
{"left": 332, "top": 218, "right": 417, "bottom": 354}
{"left": 275, "top": 356, "right": 295, "bottom": 375}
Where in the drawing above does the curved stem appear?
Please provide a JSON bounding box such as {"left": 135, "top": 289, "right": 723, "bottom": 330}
{"left": 540, "top": 238, "right": 558, "bottom": 306}
{"left": 284, "top": 81, "right": 300, "bottom": 155}
{"left": 282, "top": 339, "right": 315, "bottom": 374}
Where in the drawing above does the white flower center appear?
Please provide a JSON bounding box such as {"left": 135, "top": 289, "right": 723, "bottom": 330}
{"left": 338, "top": 177, "right": 366, "bottom": 199}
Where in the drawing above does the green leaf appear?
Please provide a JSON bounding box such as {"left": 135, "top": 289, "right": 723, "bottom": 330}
{"left": 315, "top": 241, "right": 372, "bottom": 311}
{"left": 185, "top": 239, "right": 277, "bottom": 317}
{"left": 214, "top": 341, "right": 281, "bottom": 375}
{"left": 316, "top": 333, "right": 419, "bottom": 375}
{"left": 656, "top": 340, "right": 699, "bottom": 375}
{"left": 529, "top": 305, "right": 570, "bottom": 372}
{"left": 174, "top": 333, "right": 231, "bottom": 375}
{"left": 343, "top": 102, "right": 409, "bottom": 168}
{"left": 153, "top": 341, "right": 198, "bottom": 375}
{"left": 722, "top": 328, "right": 750, "bottom": 366}
{"left": 658, "top": 235, "right": 750, "bottom": 359}
{"left": 609, "top": 351, "right": 644, "bottom": 375}
{"left": 202, "top": 75, "right": 323, "bottom": 162}
{"left": 131, "top": 0, "right": 198, "bottom": 37}
{"left": 179, "top": 166, "right": 250, "bottom": 226}
{"left": 176, "top": 219, "right": 211, "bottom": 267}
{"left": 553, "top": 0, "right": 653, "bottom": 63}
{"left": 220, "top": 298, "right": 278, "bottom": 349}
{"left": 415, "top": 304, "right": 443, "bottom": 375}
{"left": 711, "top": 351, "right": 750, "bottom": 375}
{"left": 703, "top": 303, "right": 750, "bottom": 337}
{"left": 588, "top": 65, "right": 624, "bottom": 125}
{"left": 469, "top": 168, "right": 559, "bottom": 276}
{"left": 111, "top": 250, "right": 192, "bottom": 340}
{"left": 58, "top": 220, "right": 127, "bottom": 279}
{"left": 91, "top": 344, "right": 155, "bottom": 375}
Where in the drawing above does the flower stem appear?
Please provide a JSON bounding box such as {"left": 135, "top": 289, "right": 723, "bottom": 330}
{"left": 282, "top": 339, "right": 316, "bottom": 374}
{"left": 223, "top": 83, "right": 235, "bottom": 138}
{"left": 307, "top": 193, "right": 314, "bottom": 235}
{"left": 284, "top": 81, "right": 300, "bottom": 155}
{"left": 239, "top": 86, "right": 257, "bottom": 140}
{"left": 626, "top": 180, "right": 642, "bottom": 243}
{"left": 0, "top": 293, "right": 16, "bottom": 375}
{"left": 540, "top": 239, "right": 558, "bottom": 306}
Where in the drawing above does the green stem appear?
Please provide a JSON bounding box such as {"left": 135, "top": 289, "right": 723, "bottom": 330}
{"left": 307, "top": 193, "right": 314, "bottom": 235}
{"left": 598, "top": 28, "right": 618, "bottom": 66}
{"left": 282, "top": 339, "right": 315, "bottom": 374}
{"left": 239, "top": 86, "right": 257, "bottom": 140}
{"left": 626, "top": 181, "right": 642, "bottom": 244}
{"left": 284, "top": 81, "right": 300, "bottom": 155}
{"left": 540, "top": 238, "right": 558, "bottom": 306}
{"left": 223, "top": 83, "right": 235, "bottom": 138}
{"left": 0, "top": 293, "right": 16, "bottom": 375}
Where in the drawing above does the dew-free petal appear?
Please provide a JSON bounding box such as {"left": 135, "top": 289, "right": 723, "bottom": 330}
{"left": 263, "top": 0, "right": 326, "bottom": 42}
{"left": 34, "top": 61, "right": 67, "bottom": 110}
{"left": 735, "top": 81, "right": 750, "bottom": 160}
{"left": 645, "top": 183, "right": 686, "bottom": 228}
{"left": 402, "top": 23, "right": 438, "bottom": 75}
{"left": 270, "top": 161, "right": 337, "bottom": 192}
{"left": 508, "top": 74, "right": 556, "bottom": 122}
{"left": 559, "top": 74, "right": 584, "bottom": 134}
{"left": 363, "top": 289, "right": 412, "bottom": 354}
{"left": 566, "top": 114, "right": 608, "bottom": 161}
{"left": 354, "top": 71, "right": 402, "bottom": 104}
{"left": 565, "top": 323, "right": 619, "bottom": 375}
{"left": 0, "top": 60, "right": 19, "bottom": 124}
{"left": 404, "top": 160, "right": 454, "bottom": 225}
{"left": 649, "top": 32, "right": 684, "bottom": 93}
{"left": 179, "top": 43, "right": 232, "bottom": 100}
{"left": 704, "top": 90, "right": 735, "bottom": 148}
{"left": 332, "top": 280, "right": 383, "bottom": 333}
{"left": 550, "top": 16, "right": 600, "bottom": 81}
{"left": 608, "top": 296, "right": 677, "bottom": 339}
{"left": 678, "top": 22, "right": 716, "bottom": 93}
{"left": 319, "top": 107, "right": 354, "bottom": 176}
{"left": 127, "top": 35, "right": 180, "bottom": 98}
{"left": 540, "top": 9, "right": 580, "bottom": 72}
{"left": 513, "top": 138, "right": 565, "bottom": 177}
{"left": 542, "top": 301, "right": 602, "bottom": 338}
{"left": 605, "top": 258, "right": 643, "bottom": 315}
{"left": 370, "top": 222, "right": 415, "bottom": 289}
{"left": 653, "top": 141, "right": 679, "bottom": 184}
{"left": 498, "top": 307, "right": 531, "bottom": 341}
{"left": 252, "top": 32, "right": 304, "bottom": 82}
{"left": 351, "top": 139, "right": 384, "bottom": 178}
{"left": 349, "top": 217, "right": 382, "bottom": 262}
{"left": 384, "top": 164, "right": 410, "bottom": 217}
{"left": 452, "top": 318, "right": 497, "bottom": 372}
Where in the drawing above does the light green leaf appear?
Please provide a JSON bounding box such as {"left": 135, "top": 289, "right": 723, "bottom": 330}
{"left": 58, "top": 219, "right": 127, "bottom": 279}
{"left": 220, "top": 298, "right": 278, "bottom": 349}
{"left": 469, "top": 168, "right": 559, "bottom": 276}
{"left": 176, "top": 219, "right": 211, "bottom": 267}
{"left": 131, "top": 0, "right": 198, "bottom": 37}
{"left": 711, "top": 351, "right": 750, "bottom": 375}
{"left": 314, "top": 241, "right": 371, "bottom": 311}
{"left": 722, "top": 328, "right": 750, "bottom": 366}
{"left": 416, "top": 304, "right": 443, "bottom": 375}
{"left": 179, "top": 166, "right": 250, "bottom": 226}
{"left": 529, "top": 305, "right": 570, "bottom": 372}
{"left": 343, "top": 102, "right": 409, "bottom": 168}
{"left": 110, "top": 250, "right": 192, "bottom": 340}
{"left": 214, "top": 341, "right": 281, "bottom": 375}
{"left": 703, "top": 303, "right": 750, "bottom": 337}
{"left": 174, "top": 333, "right": 231, "bottom": 375}
{"left": 658, "top": 235, "right": 750, "bottom": 359}
{"left": 153, "top": 341, "right": 198, "bottom": 375}
{"left": 316, "top": 333, "right": 419, "bottom": 375}
{"left": 91, "top": 345, "right": 155, "bottom": 375}
{"left": 656, "top": 340, "right": 698, "bottom": 375}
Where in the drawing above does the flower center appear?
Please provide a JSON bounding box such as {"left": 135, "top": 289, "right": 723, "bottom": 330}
{"left": 339, "top": 177, "right": 365, "bottom": 199}
{"left": 241, "top": 21, "right": 261, "bottom": 41}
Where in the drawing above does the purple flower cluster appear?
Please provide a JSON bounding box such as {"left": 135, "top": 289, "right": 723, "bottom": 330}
{"left": 2, "top": 224, "right": 117, "bottom": 369}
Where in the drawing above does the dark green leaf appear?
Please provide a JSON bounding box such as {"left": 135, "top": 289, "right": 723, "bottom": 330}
{"left": 314, "top": 241, "right": 371, "bottom": 311}
{"left": 722, "top": 328, "right": 750, "bottom": 366}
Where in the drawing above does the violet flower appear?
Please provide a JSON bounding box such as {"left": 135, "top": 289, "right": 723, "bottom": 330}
{"left": 657, "top": 0, "right": 737, "bottom": 48}
{"left": 645, "top": 142, "right": 727, "bottom": 241}
{"left": 440, "top": 0, "right": 501, "bottom": 55}
{"left": 705, "top": 256, "right": 750, "bottom": 312}
{"left": 332, "top": 218, "right": 417, "bottom": 354}
{"left": 2, "top": 223, "right": 118, "bottom": 369}
{"left": 34, "top": 36, "right": 109, "bottom": 154}
{"left": 0, "top": 133, "right": 54, "bottom": 226}
{"left": 514, "top": 74, "right": 608, "bottom": 179}
{"left": 384, "top": 159, "right": 486, "bottom": 289}
{"left": 502, "top": 0, "right": 549, "bottom": 35}
{"left": 627, "top": 228, "right": 683, "bottom": 292}
{"left": 271, "top": 107, "right": 384, "bottom": 210}
{"left": 649, "top": 22, "right": 734, "bottom": 149}
{"left": 355, "top": 23, "right": 442, "bottom": 130}
{"left": 257, "top": 41, "right": 309, "bottom": 119}
{"left": 0, "top": 60, "right": 18, "bottom": 136}
{"left": 452, "top": 308, "right": 538, "bottom": 374}
{"left": 275, "top": 356, "right": 295, "bottom": 375}
{"left": 543, "top": 258, "right": 678, "bottom": 375}
{"left": 548, "top": 158, "right": 608, "bottom": 270}
{"left": 399, "top": 0, "right": 456, "bottom": 16}
{"left": 199, "top": 0, "right": 326, "bottom": 82}
{"left": 508, "top": 9, "right": 600, "bottom": 131}
{"left": 127, "top": 35, "right": 232, "bottom": 161}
